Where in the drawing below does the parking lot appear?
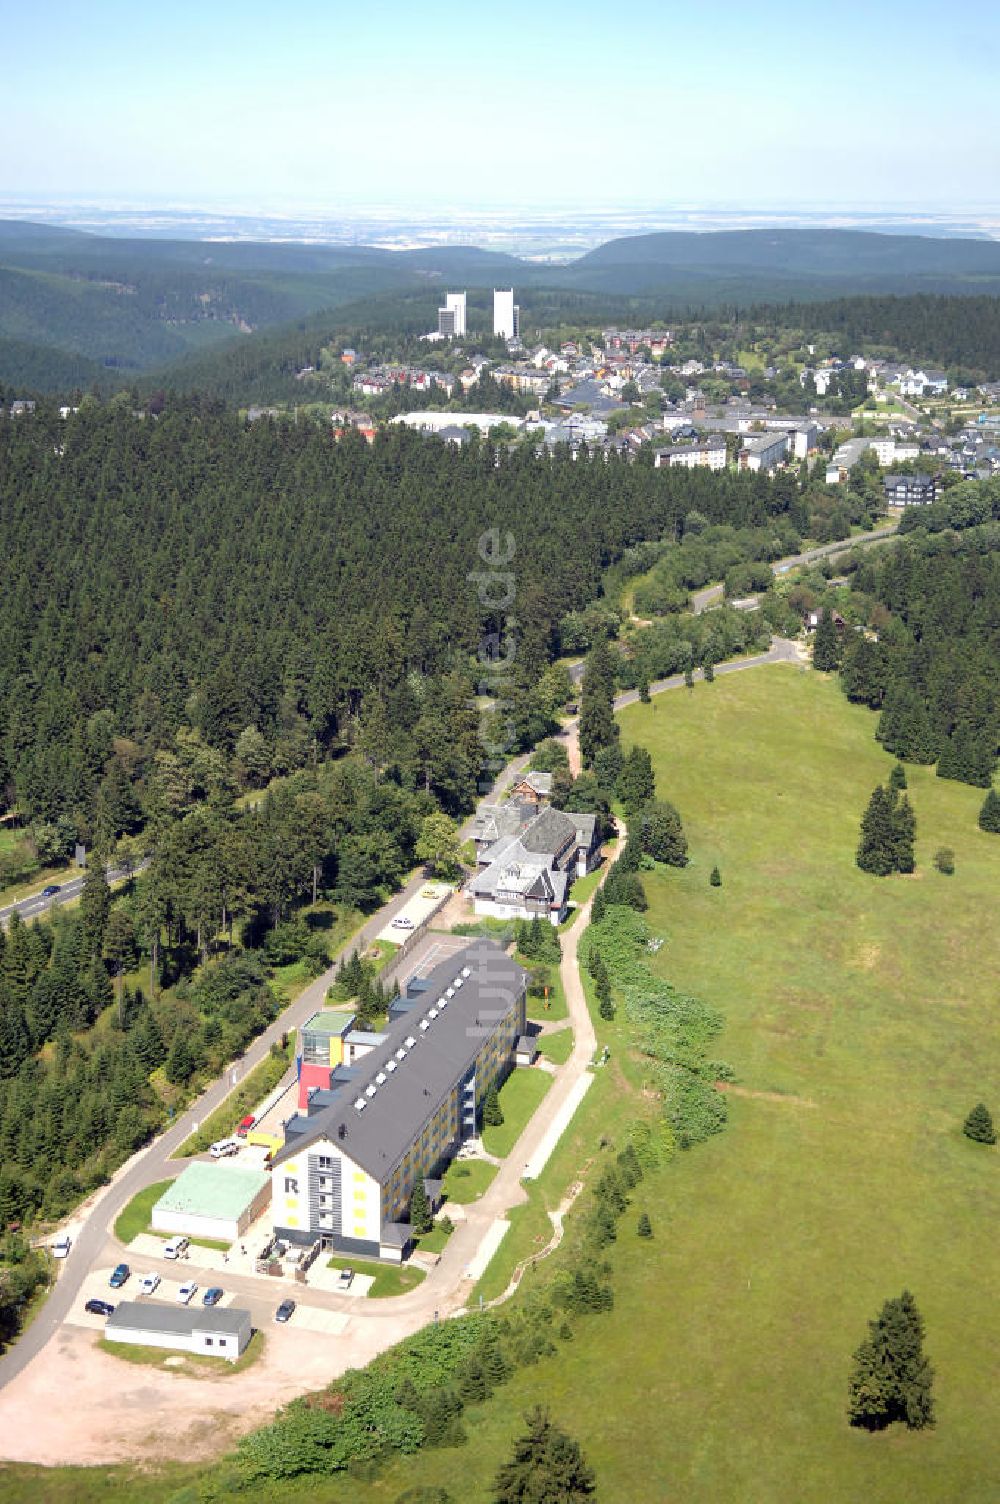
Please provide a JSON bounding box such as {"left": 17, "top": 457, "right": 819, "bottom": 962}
{"left": 375, "top": 881, "right": 452, "bottom": 945}
{"left": 66, "top": 1265, "right": 239, "bottom": 1332}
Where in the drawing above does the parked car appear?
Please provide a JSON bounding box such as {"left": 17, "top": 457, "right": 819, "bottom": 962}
{"left": 51, "top": 1234, "right": 71, "bottom": 1259}
{"left": 337, "top": 1267, "right": 355, "bottom": 1291}
{"left": 391, "top": 914, "right": 415, "bottom": 930}
{"left": 202, "top": 1287, "right": 224, "bottom": 1307}
{"left": 163, "top": 1235, "right": 189, "bottom": 1260}
{"left": 41, "top": 884, "right": 61, "bottom": 898}
{"left": 176, "top": 1281, "right": 198, "bottom": 1305}
{"left": 139, "top": 1272, "right": 160, "bottom": 1296}
{"left": 109, "top": 1263, "right": 130, "bottom": 1288}
{"left": 274, "top": 1298, "right": 296, "bottom": 1324}
{"left": 209, "top": 1138, "right": 240, "bottom": 1159}
{"left": 236, "top": 1114, "right": 256, "bottom": 1137}
{"left": 85, "top": 1299, "right": 114, "bottom": 1317}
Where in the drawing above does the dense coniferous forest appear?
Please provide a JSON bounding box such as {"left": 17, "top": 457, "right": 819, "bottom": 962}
{"left": 0, "top": 398, "right": 808, "bottom": 1231}
{"left": 758, "top": 293, "right": 1000, "bottom": 376}
{"left": 838, "top": 523, "right": 1000, "bottom": 785}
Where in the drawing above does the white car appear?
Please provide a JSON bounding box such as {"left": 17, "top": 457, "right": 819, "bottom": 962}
{"left": 176, "top": 1280, "right": 198, "bottom": 1305}
{"left": 139, "top": 1272, "right": 160, "bottom": 1296}
{"left": 391, "top": 915, "right": 414, "bottom": 930}
{"left": 51, "top": 1234, "right": 71, "bottom": 1259}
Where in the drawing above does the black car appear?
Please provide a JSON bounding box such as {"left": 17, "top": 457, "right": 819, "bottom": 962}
{"left": 41, "top": 884, "right": 61, "bottom": 898}
{"left": 85, "top": 1299, "right": 114, "bottom": 1317}
{"left": 274, "top": 1298, "right": 296, "bottom": 1324}
{"left": 202, "top": 1286, "right": 224, "bottom": 1307}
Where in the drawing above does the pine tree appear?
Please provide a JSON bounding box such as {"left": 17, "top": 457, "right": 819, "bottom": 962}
{"left": 962, "top": 1102, "right": 996, "bottom": 1144}
{"left": 856, "top": 786, "right": 898, "bottom": 876}
{"left": 578, "top": 641, "right": 618, "bottom": 770}
{"left": 709, "top": 865, "right": 722, "bottom": 887}
{"left": 590, "top": 886, "right": 606, "bottom": 925}
{"left": 889, "top": 762, "right": 907, "bottom": 792}
{"left": 617, "top": 746, "right": 656, "bottom": 815}
{"left": 482, "top": 1084, "right": 504, "bottom": 1128}
{"left": 847, "top": 1290, "right": 935, "bottom": 1431}
{"left": 79, "top": 861, "right": 111, "bottom": 958}
{"left": 978, "top": 788, "right": 1000, "bottom": 833}
{"left": 492, "top": 1408, "right": 596, "bottom": 1504}
{"left": 165, "top": 1030, "right": 195, "bottom": 1085}
{"left": 891, "top": 793, "right": 916, "bottom": 874}
{"left": 637, "top": 1212, "right": 653, "bottom": 1238}
{"left": 409, "top": 1176, "right": 432, "bottom": 1235}
{"left": 703, "top": 658, "right": 715, "bottom": 683}
{"left": 813, "top": 609, "right": 841, "bottom": 671}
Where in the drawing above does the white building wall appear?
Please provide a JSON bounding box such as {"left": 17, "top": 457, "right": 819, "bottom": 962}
{"left": 150, "top": 1208, "right": 242, "bottom": 1242}
{"left": 494, "top": 288, "right": 517, "bottom": 340}
{"left": 472, "top": 894, "right": 562, "bottom": 926}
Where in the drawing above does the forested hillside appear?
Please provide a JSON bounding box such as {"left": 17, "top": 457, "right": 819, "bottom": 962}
{"left": 0, "top": 398, "right": 808, "bottom": 1232}
{"left": 837, "top": 519, "right": 1000, "bottom": 784}
{"left": 759, "top": 293, "right": 1000, "bottom": 377}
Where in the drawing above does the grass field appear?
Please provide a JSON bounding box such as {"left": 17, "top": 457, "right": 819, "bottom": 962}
{"left": 112, "top": 1179, "right": 175, "bottom": 1244}
{"left": 482, "top": 1069, "right": 552, "bottom": 1159}
{"left": 4, "top": 666, "right": 997, "bottom": 1503}
{"left": 442, "top": 1158, "right": 497, "bottom": 1205}
{"left": 325, "top": 1255, "right": 425, "bottom": 1299}
{"left": 537, "top": 1027, "right": 573, "bottom": 1065}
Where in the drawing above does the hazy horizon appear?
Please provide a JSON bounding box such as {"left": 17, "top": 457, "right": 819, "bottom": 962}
{"left": 5, "top": 0, "right": 998, "bottom": 214}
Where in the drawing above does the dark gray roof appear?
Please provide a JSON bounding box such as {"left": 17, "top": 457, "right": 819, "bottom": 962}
{"left": 106, "top": 1302, "right": 251, "bottom": 1337}
{"left": 272, "top": 940, "right": 526, "bottom": 1180}
{"left": 519, "top": 806, "right": 579, "bottom": 858}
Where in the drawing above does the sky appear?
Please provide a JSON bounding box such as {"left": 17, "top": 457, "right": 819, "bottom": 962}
{"left": 4, "top": 0, "right": 999, "bottom": 212}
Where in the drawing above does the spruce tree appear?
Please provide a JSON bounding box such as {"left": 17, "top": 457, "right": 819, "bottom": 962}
{"left": 578, "top": 640, "right": 618, "bottom": 770}
{"left": 79, "top": 861, "right": 111, "bottom": 958}
{"left": 492, "top": 1408, "right": 596, "bottom": 1504}
{"left": 812, "top": 609, "right": 841, "bottom": 672}
{"left": 978, "top": 788, "right": 1000, "bottom": 833}
{"left": 409, "top": 1177, "right": 432, "bottom": 1234}
{"left": 590, "top": 886, "right": 606, "bottom": 925}
{"left": 709, "top": 865, "right": 722, "bottom": 887}
{"left": 856, "top": 786, "right": 896, "bottom": 875}
{"left": 847, "top": 1290, "right": 935, "bottom": 1431}
{"left": 891, "top": 793, "right": 916, "bottom": 874}
{"left": 889, "top": 762, "right": 907, "bottom": 792}
{"left": 482, "top": 1084, "right": 504, "bottom": 1128}
{"left": 962, "top": 1102, "right": 996, "bottom": 1144}
{"left": 637, "top": 1212, "right": 653, "bottom": 1238}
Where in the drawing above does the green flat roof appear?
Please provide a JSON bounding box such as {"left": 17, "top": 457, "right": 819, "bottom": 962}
{"left": 154, "top": 1162, "right": 269, "bottom": 1221}
{"left": 303, "top": 1010, "right": 351, "bottom": 1035}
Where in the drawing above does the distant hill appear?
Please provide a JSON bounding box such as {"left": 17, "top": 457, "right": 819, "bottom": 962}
{"left": 564, "top": 227, "right": 1000, "bottom": 298}
{"left": 3, "top": 217, "right": 1000, "bottom": 391}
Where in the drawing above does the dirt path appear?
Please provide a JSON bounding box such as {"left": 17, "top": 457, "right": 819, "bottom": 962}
{"left": 716, "top": 1082, "right": 817, "bottom": 1108}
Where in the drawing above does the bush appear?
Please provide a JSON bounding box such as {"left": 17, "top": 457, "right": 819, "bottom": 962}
{"left": 637, "top": 1212, "right": 653, "bottom": 1238}
{"left": 933, "top": 847, "right": 955, "bottom": 875}
{"left": 709, "top": 865, "right": 721, "bottom": 887}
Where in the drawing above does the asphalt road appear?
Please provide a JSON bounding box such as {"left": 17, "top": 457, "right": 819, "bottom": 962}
{"left": 0, "top": 860, "right": 149, "bottom": 929}
{"left": 690, "top": 522, "right": 900, "bottom": 615}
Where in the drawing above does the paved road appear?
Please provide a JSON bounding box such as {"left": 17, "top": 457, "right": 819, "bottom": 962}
{"left": 690, "top": 522, "right": 900, "bottom": 615}
{"left": 0, "top": 859, "right": 149, "bottom": 929}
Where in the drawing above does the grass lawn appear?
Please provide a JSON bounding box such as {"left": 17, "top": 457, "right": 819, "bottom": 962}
{"left": 442, "top": 1157, "right": 497, "bottom": 1204}
{"left": 517, "top": 950, "right": 568, "bottom": 1023}
{"left": 413, "top": 1219, "right": 453, "bottom": 1255}
{"left": 113, "top": 1179, "right": 175, "bottom": 1244}
{"left": 537, "top": 1027, "right": 573, "bottom": 1065}
{"left": 482, "top": 1069, "right": 552, "bottom": 1159}
{"left": 175, "top": 1041, "right": 293, "bottom": 1157}
{"left": 98, "top": 1328, "right": 264, "bottom": 1376}
{"left": 325, "top": 1255, "right": 425, "bottom": 1299}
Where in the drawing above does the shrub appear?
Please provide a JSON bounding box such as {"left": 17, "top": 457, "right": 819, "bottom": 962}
{"left": 933, "top": 847, "right": 955, "bottom": 875}
{"left": 709, "top": 865, "right": 722, "bottom": 887}
{"left": 637, "top": 1212, "right": 653, "bottom": 1238}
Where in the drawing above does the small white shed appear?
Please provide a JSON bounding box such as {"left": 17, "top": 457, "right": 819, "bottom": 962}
{"left": 105, "top": 1301, "right": 252, "bottom": 1359}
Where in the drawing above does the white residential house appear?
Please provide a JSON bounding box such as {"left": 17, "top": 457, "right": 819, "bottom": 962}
{"left": 738, "top": 432, "right": 788, "bottom": 473}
